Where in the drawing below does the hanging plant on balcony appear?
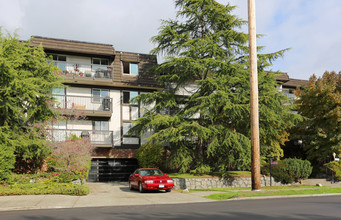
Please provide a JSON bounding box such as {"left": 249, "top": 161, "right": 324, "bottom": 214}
{"left": 74, "top": 63, "right": 79, "bottom": 72}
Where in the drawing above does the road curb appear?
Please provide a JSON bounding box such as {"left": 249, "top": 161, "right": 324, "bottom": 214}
{"left": 224, "top": 193, "right": 341, "bottom": 201}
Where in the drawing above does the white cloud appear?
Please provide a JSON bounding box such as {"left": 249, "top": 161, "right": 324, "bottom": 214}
{"left": 0, "top": 0, "right": 340, "bottom": 80}
{"left": 0, "top": 0, "right": 28, "bottom": 34}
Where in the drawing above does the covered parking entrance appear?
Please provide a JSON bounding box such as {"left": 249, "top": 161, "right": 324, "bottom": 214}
{"left": 87, "top": 158, "right": 138, "bottom": 182}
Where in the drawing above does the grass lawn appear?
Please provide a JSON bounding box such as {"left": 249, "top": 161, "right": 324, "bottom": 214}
{"left": 204, "top": 187, "right": 341, "bottom": 200}
{"left": 0, "top": 183, "right": 89, "bottom": 196}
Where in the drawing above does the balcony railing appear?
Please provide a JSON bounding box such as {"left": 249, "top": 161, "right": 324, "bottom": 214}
{"left": 49, "top": 61, "right": 113, "bottom": 79}
{"left": 52, "top": 95, "right": 112, "bottom": 114}
{"left": 282, "top": 93, "right": 297, "bottom": 105}
{"left": 48, "top": 129, "right": 113, "bottom": 146}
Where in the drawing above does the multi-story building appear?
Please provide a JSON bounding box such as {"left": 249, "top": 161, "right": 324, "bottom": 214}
{"left": 30, "top": 36, "right": 159, "bottom": 181}
{"left": 275, "top": 72, "right": 308, "bottom": 105}
{"left": 31, "top": 36, "right": 307, "bottom": 182}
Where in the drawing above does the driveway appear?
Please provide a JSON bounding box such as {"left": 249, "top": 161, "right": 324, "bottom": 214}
{"left": 81, "top": 182, "right": 213, "bottom": 207}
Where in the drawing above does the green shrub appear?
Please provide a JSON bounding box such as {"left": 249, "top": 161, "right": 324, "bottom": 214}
{"left": 0, "top": 183, "right": 89, "bottom": 196}
{"left": 49, "top": 172, "right": 80, "bottom": 183}
{"left": 136, "top": 142, "right": 165, "bottom": 168}
{"left": 261, "top": 158, "right": 312, "bottom": 184}
{"left": 13, "top": 130, "right": 51, "bottom": 174}
{"left": 8, "top": 173, "right": 49, "bottom": 184}
{"left": 324, "top": 161, "right": 341, "bottom": 180}
{"left": 0, "top": 144, "right": 15, "bottom": 182}
{"left": 190, "top": 164, "right": 211, "bottom": 175}
{"left": 7, "top": 172, "right": 85, "bottom": 185}
{"left": 0, "top": 128, "right": 16, "bottom": 183}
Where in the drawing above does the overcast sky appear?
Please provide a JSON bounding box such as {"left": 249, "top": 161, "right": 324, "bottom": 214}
{"left": 1, "top": 0, "right": 340, "bottom": 80}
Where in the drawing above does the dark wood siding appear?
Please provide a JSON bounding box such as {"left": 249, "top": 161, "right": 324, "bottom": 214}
{"left": 112, "top": 51, "right": 158, "bottom": 88}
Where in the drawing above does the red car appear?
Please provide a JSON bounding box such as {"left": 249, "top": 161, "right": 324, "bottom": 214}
{"left": 128, "top": 168, "right": 174, "bottom": 193}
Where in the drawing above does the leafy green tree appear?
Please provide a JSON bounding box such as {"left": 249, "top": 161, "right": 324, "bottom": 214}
{"left": 0, "top": 30, "right": 63, "bottom": 177}
{"left": 133, "top": 0, "right": 298, "bottom": 173}
{"left": 295, "top": 71, "right": 341, "bottom": 167}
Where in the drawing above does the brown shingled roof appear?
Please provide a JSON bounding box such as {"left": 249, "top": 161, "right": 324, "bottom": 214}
{"left": 30, "top": 36, "right": 115, "bottom": 56}
{"left": 275, "top": 73, "right": 290, "bottom": 82}
{"left": 282, "top": 78, "right": 308, "bottom": 88}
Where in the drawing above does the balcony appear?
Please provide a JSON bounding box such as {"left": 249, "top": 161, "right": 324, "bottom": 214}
{"left": 52, "top": 95, "right": 112, "bottom": 117}
{"left": 50, "top": 61, "right": 113, "bottom": 80}
{"left": 282, "top": 92, "right": 297, "bottom": 105}
{"left": 48, "top": 129, "right": 113, "bottom": 147}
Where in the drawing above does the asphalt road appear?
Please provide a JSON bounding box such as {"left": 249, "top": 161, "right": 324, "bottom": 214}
{"left": 1, "top": 195, "right": 340, "bottom": 220}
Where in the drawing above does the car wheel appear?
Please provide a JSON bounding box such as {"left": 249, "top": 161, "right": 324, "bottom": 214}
{"left": 138, "top": 182, "right": 144, "bottom": 193}
{"left": 165, "top": 189, "right": 171, "bottom": 193}
{"left": 129, "top": 181, "right": 133, "bottom": 190}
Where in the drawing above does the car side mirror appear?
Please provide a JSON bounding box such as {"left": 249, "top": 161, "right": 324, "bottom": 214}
{"left": 164, "top": 173, "right": 167, "bottom": 176}
{"left": 134, "top": 174, "right": 140, "bottom": 177}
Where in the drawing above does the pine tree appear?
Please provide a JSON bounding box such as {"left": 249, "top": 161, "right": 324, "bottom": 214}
{"left": 0, "top": 30, "right": 63, "bottom": 177}
{"left": 0, "top": 31, "right": 62, "bottom": 128}
{"left": 133, "top": 0, "right": 298, "bottom": 173}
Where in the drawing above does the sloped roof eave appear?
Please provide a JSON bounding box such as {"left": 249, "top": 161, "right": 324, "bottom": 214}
{"left": 30, "top": 36, "right": 115, "bottom": 57}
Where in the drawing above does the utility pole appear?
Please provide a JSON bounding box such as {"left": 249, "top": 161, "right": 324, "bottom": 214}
{"left": 248, "top": 0, "right": 261, "bottom": 191}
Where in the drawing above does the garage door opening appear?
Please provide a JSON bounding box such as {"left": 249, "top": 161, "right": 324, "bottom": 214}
{"left": 87, "top": 158, "right": 138, "bottom": 182}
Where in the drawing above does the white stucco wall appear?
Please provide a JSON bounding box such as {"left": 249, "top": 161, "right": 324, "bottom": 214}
{"left": 110, "top": 90, "right": 121, "bottom": 146}
{"left": 67, "top": 87, "right": 92, "bottom": 96}
{"left": 67, "top": 120, "right": 92, "bottom": 130}
{"left": 174, "top": 83, "right": 198, "bottom": 96}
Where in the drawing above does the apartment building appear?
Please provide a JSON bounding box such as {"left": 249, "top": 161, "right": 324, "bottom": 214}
{"left": 30, "top": 36, "right": 159, "bottom": 181}
{"left": 31, "top": 36, "right": 307, "bottom": 182}
{"left": 276, "top": 72, "right": 308, "bottom": 105}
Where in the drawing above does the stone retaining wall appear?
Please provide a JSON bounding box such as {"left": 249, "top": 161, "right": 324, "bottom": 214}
{"left": 173, "top": 176, "right": 285, "bottom": 189}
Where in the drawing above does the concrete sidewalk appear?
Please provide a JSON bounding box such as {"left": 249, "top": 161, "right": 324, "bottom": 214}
{"left": 1, "top": 180, "right": 340, "bottom": 212}
{"left": 0, "top": 182, "right": 213, "bottom": 211}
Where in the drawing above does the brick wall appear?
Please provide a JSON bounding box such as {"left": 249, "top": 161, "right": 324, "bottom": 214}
{"left": 92, "top": 148, "right": 137, "bottom": 159}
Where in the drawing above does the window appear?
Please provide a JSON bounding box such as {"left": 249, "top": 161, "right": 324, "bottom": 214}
{"left": 92, "top": 89, "right": 109, "bottom": 102}
{"left": 282, "top": 88, "right": 296, "bottom": 98}
{"left": 51, "top": 88, "right": 65, "bottom": 108}
{"left": 47, "top": 54, "right": 66, "bottom": 62}
{"left": 92, "top": 58, "right": 109, "bottom": 71}
{"left": 49, "top": 120, "right": 67, "bottom": 142}
{"left": 122, "top": 91, "right": 138, "bottom": 104}
{"left": 52, "top": 88, "right": 65, "bottom": 95}
{"left": 92, "top": 121, "right": 109, "bottom": 131}
{"left": 47, "top": 54, "right": 67, "bottom": 71}
{"left": 122, "top": 62, "right": 138, "bottom": 75}
{"left": 92, "top": 58, "right": 109, "bottom": 65}
{"left": 123, "top": 122, "right": 134, "bottom": 136}
{"left": 122, "top": 90, "right": 140, "bottom": 145}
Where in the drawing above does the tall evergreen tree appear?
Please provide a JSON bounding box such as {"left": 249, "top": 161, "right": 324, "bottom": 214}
{"left": 0, "top": 31, "right": 62, "bottom": 128}
{"left": 0, "top": 30, "right": 63, "bottom": 177}
{"left": 295, "top": 71, "right": 341, "bottom": 167}
{"left": 133, "top": 0, "right": 298, "bottom": 173}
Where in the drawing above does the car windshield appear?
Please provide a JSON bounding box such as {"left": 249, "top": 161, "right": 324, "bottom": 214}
{"left": 140, "top": 169, "right": 163, "bottom": 176}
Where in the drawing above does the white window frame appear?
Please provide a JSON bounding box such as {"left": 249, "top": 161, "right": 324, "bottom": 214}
{"left": 92, "top": 88, "right": 109, "bottom": 103}
{"left": 122, "top": 61, "right": 139, "bottom": 75}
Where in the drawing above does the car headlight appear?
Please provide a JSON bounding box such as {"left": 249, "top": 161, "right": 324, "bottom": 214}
{"left": 145, "top": 180, "right": 153, "bottom": 184}
{"left": 167, "top": 180, "right": 173, "bottom": 183}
